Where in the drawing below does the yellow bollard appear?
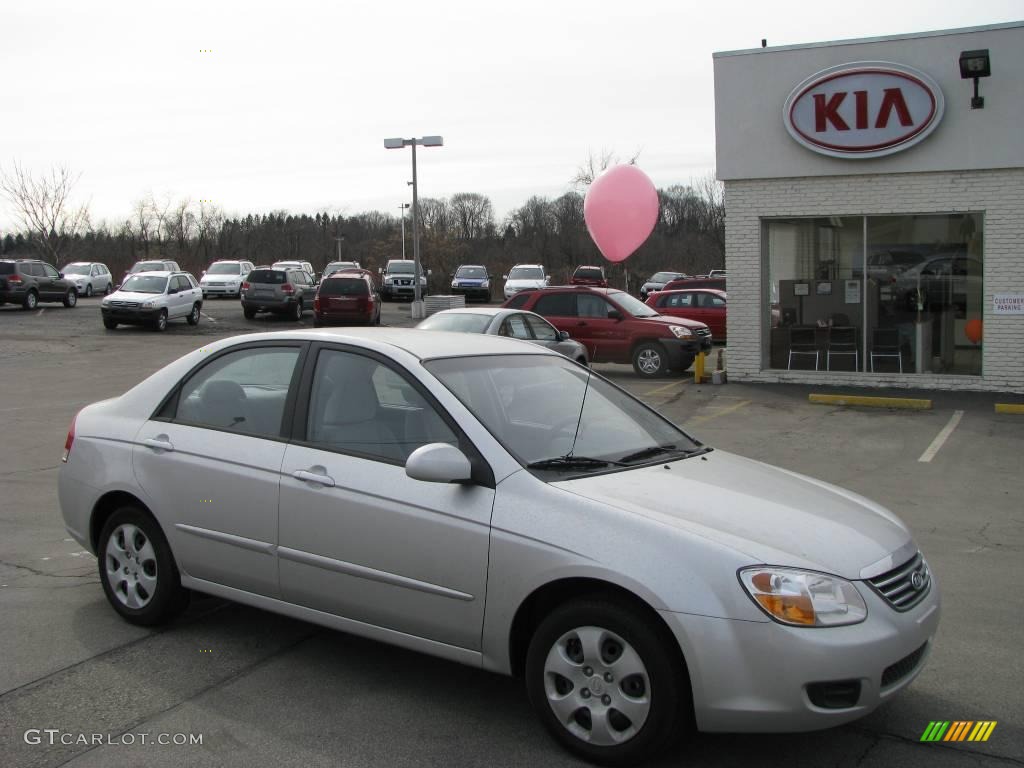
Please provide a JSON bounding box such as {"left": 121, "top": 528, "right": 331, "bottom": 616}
{"left": 694, "top": 351, "right": 705, "bottom": 384}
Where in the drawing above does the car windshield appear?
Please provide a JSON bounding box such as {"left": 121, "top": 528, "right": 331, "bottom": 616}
{"left": 64, "top": 264, "right": 91, "bottom": 275}
{"left": 208, "top": 263, "right": 241, "bottom": 274}
{"left": 456, "top": 266, "right": 487, "bottom": 279}
{"left": 417, "top": 313, "right": 492, "bottom": 333}
{"left": 425, "top": 355, "right": 701, "bottom": 473}
{"left": 319, "top": 277, "right": 368, "bottom": 296}
{"left": 248, "top": 269, "right": 286, "bottom": 284}
{"left": 121, "top": 275, "right": 167, "bottom": 294}
{"left": 509, "top": 267, "right": 543, "bottom": 280}
{"left": 131, "top": 262, "right": 164, "bottom": 273}
{"left": 609, "top": 291, "right": 659, "bottom": 317}
{"left": 574, "top": 268, "right": 603, "bottom": 279}
{"left": 388, "top": 262, "right": 415, "bottom": 274}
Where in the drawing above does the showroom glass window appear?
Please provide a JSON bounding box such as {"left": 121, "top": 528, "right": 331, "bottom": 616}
{"left": 765, "top": 213, "right": 983, "bottom": 376}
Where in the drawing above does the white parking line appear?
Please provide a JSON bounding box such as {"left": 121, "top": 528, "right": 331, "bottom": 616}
{"left": 36, "top": 309, "right": 44, "bottom": 316}
{"left": 918, "top": 410, "right": 964, "bottom": 463}
{"left": 201, "top": 313, "right": 217, "bottom": 322}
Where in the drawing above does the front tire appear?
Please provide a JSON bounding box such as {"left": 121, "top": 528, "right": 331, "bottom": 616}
{"left": 103, "top": 318, "right": 118, "bottom": 330}
{"left": 85, "top": 284, "right": 93, "bottom": 297}
{"left": 63, "top": 289, "right": 78, "bottom": 308}
{"left": 154, "top": 309, "right": 168, "bottom": 332}
{"left": 525, "top": 598, "right": 687, "bottom": 766}
{"left": 97, "top": 506, "right": 189, "bottom": 626}
{"left": 631, "top": 342, "right": 668, "bottom": 378}
{"left": 186, "top": 303, "right": 201, "bottom": 326}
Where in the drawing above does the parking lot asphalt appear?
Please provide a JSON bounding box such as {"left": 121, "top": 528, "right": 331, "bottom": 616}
{"left": 1, "top": 296, "right": 1022, "bottom": 768}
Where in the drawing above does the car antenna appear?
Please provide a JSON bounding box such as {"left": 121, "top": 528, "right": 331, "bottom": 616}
{"left": 564, "top": 367, "right": 593, "bottom": 459}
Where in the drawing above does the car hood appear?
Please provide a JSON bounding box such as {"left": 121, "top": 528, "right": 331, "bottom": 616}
{"left": 639, "top": 313, "right": 709, "bottom": 330}
{"left": 554, "top": 450, "right": 911, "bottom": 580}
{"left": 201, "top": 274, "right": 240, "bottom": 282}
{"left": 506, "top": 278, "right": 546, "bottom": 289}
{"left": 107, "top": 290, "right": 166, "bottom": 303}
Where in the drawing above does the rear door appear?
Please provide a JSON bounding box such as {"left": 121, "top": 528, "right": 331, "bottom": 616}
{"left": 695, "top": 291, "right": 727, "bottom": 338}
{"left": 133, "top": 343, "right": 305, "bottom": 597}
{"left": 529, "top": 292, "right": 578, "bottom": 343}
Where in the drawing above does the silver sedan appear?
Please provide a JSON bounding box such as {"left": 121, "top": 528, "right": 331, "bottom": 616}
{"left": 59, "top": 329, "right": 938, "bottom": 765}
{"left": 416, "top": 308, "right": 589, "bottom": 366}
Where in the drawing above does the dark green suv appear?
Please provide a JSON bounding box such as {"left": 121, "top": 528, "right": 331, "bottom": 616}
{"left": 0, "top": 259, "right": 79, "bottom": 310}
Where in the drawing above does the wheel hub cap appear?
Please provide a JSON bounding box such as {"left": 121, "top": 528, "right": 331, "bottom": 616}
{"left": 105, "top": 523, "right": 158, "bottom": 609}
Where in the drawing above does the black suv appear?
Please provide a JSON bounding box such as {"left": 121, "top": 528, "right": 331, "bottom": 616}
{"left": 0, "top": 259, "right": 79, "bottom": 310}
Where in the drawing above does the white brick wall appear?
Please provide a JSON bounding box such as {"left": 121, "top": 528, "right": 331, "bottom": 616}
{"left": 724, "top": 168, "right": 1024, "bottom": 393}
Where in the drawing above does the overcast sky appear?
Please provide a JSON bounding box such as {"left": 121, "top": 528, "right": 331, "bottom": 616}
{"left": 2, "top": 0, "right": 1020, "bottom": 230}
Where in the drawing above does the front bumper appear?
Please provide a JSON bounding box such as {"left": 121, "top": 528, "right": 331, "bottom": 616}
{"left": 202, "top": 283, "right": 241, "bottom": 297}
{"left": 659, "top": 337, "right": 710, "bottom": 369}
{"left": 451, "top": 285, "right": 491, "bottom": 300}
{"left": 660, "top": 580, "right": 940, "bottom": 732}
{"left": 382, "top": 283, "right": 420, "bottom": 299}
{"left": 101, "top": 307, "right": 162, "bottom": 325}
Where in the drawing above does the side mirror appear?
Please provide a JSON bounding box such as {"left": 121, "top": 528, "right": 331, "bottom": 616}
{"left": 544, "top": 276, "right": 551, "bottom": 284}
{"left": 58, "top": 272, "right": 64, "bottom": 278}
{"left": 501, "top": 274, "right": 508, "bottom": 280}
{"left": 558, "top": 330, "right": 570, "bottom": 341}
{"left": 201, "top": 270, "right": 206, "bottom": 276}
{"left": 405, "top": 443, "right": 472, "bottom": 484}
{"left": 607, "top": 309, "right": 622, "bottom": 321}
{"left": 167, "top": 286, "right": 178, "bottom": 295}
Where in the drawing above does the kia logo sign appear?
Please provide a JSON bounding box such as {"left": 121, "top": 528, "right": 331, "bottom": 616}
{"left": 784, "top": 62, "right": 944, "bottom": 159}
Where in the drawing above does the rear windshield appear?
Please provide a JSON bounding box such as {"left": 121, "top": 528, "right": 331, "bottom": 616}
{"left": 319, "top": 277, "right": 368, "bottom": 296}
{"left": 574, "top": 268, "right": 603, "bottom": 279}
{"left": 248, "top": 269, "right": 286, "bottom": 284}
{"left": 208, "top": 263, "right": 241, "bottom": 274}
{"left": 325, "top": 262, "right": 358, "bottom": 274}
{"left": 131, "top": 262, "right": 165, "bottom": 273}
{"left": 417, "top": 313, "right": 491, "bottom": 333}
{"left": 0, "top": 263, "right": 15, "bottom": 274}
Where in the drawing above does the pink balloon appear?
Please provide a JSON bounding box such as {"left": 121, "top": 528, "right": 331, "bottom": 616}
{"left": 583, "top": 165, "right": 659, "bottom": 263}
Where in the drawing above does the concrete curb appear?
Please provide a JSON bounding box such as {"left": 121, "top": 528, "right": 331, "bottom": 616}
{"left": 808, "top": 393, "right": 933, "bottom": 410}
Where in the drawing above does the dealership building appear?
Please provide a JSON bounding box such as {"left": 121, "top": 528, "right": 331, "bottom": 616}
{"left": 714, "top": 22, "right": 1023, "bottom": 393}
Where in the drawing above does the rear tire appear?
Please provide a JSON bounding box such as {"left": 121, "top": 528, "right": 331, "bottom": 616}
{"left": 23, "top": 290, "right": 38, "bottom": 310}
{"left": 105, "top": 282, "right": 113, "bottom": 295}
{"left": 63, "top": 289, "right": 78, "bottom": 308}
{"left": 525, "top": 597, "right": 688, "bottom": 766}
{"left": 243, "top": 306, "right": 257, "bottom": 320}
{"left": 292, "top": 299, "right": 303, "bottom": 321}
{"left": 97, "top": 506, "right": 189, "bottom": 626}
{"left": 186, "top": 303, "right": 201, "bottom": 326}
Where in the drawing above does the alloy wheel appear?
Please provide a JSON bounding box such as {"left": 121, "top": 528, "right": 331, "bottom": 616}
{"left": 636, "top": 349, "right": 662, "bottom": 375}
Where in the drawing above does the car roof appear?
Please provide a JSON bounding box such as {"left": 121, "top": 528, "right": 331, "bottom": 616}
{"left": 211, "top": 328, "right": 557, "bottom": 362}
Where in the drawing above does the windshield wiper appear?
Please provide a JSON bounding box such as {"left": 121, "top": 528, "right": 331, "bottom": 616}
{"left": 618, "top": 445, "right": 710, "bottom": 463}
{"left": 527, "top": 456, "right": 626, "bottom": 471}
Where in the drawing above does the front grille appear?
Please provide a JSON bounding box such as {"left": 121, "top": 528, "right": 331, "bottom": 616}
{"left": 110, "top": 300, "right": 139, "bottom": 308}
{"left": 867, "top": 551, "right": 931, "bottom": 611}
{"left": 882, "top": 643, "right": 928, "bottom": 687}
{"left": 695, "top": 328, "right": 712, "bottom": 338}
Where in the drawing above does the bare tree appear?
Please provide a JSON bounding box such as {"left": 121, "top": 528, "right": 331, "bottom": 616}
{"left": 0, "top": 162, "right": 91, "bottom": 266}
{"left": 449, "top": 193, "right": 494, "bottom": 240}
{"left": 570, "top": 148, "right": 642, "bottom": 191}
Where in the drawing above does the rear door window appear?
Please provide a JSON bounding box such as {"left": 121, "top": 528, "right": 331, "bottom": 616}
{"left": 532, "top": 293, "right": 576, "bottom": 317}
{"left": 577, "top": 294, "right": 609, "bottom": 318}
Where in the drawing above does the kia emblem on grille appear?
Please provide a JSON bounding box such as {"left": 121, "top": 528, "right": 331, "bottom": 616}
{"left": 911, "top": 571, "right": 925, "bottom": 590}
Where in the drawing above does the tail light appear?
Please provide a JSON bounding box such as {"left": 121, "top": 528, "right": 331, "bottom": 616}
{"left": 62, "top": 412, "right": 79, "bottom": 463}
{"left": 281, "top": 283, "right": 295, "bottom": 294}
{"left": 7, "top": 273, "right": 23, "bottom": 285}
{"left": 313, "top": 296, "right": 321, "bottom": 312}
{"left": 241, "top": 281, "right": 250, "bottom": 291}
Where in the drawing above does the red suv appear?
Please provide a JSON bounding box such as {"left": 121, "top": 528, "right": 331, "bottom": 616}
{"left": 660, "top": 276, "right": 726, "bottom": 292}
{"left": 569, "top": 265, "right": 608, "bottom": 287}
{"left": 645, "top": 288, "right": 727, "bottom": 340}
{"left": 503, "top": 286, "right": 711, "bottom": 377}
{"left": 313, "top": 270, "right": 381, "bottom": 326}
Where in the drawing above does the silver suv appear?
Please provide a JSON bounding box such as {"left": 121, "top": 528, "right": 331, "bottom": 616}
{"left": 0, "top": 259, "right": 79, "bottom": 309}
{"left": 381, "top": 259, "right": 427, "bottom": 300}
{"left": 241, "top": 267, "right": 315, "bottom": 320}
{"left": 100, "top": 271, "right": 202, "bottom": 331}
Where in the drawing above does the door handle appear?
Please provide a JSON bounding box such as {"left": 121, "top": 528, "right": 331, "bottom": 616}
{"left": 142, "top": 437, "right": 174, "bottom": 452}
{"left": 577, "top": 321, "right": 587, "bottom": 326}
{"left": 292, "top": 469, "right": 336, "bottom": 487}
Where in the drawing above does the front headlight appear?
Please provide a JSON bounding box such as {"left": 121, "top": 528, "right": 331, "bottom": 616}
{"left": 385, "top": 277, "right": 394, "bottom": 284}
{"left": 739, "top": 567, "right": 867, "bottom": 627}
{"left": 451, "top": 280, "right": 458, "bottom": 288}
{"left": 481, "top": 279, "right": 490, "bottom": 288}
{"left": 142, "top": 300, "right": 156, "bottom": 309}
{"left": 101, "top": 298, "right": 111, "bottom": 307}
{"left": 669, "top": 325, "right": 692, "bottom": 339}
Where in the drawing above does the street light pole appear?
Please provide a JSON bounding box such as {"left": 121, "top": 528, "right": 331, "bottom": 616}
{"left": 398, "top": 203, "right": 409, "bottom": 260}
{"left": 384, "top": 135, "right": 443, "bottom": 320}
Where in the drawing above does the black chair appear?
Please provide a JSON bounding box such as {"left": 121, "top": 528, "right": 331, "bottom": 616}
{"left": 870, "top": 328, "right": 902, "bottom": 373}
{"left": 826, "top": 326, "right": 859, "bottom": 371}
{"left": 788, "top": 326, "right": 819, "bottom": 370}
